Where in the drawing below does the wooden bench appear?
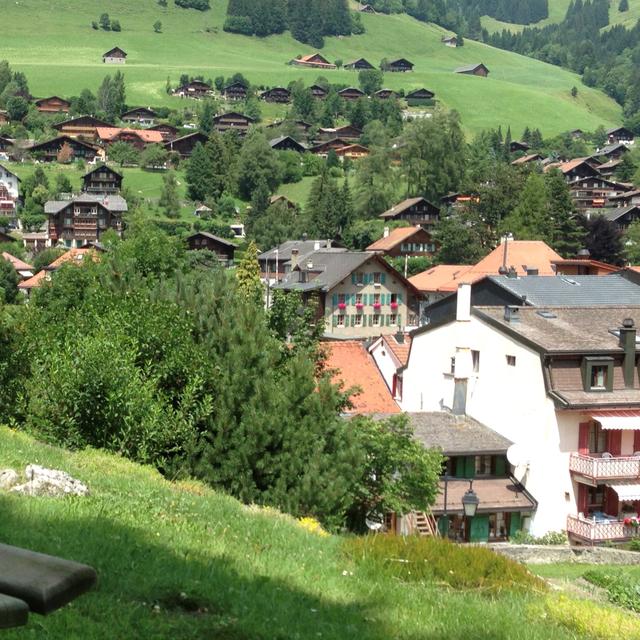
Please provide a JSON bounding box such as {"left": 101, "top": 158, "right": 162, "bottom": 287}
{"left": 0, "top": 543, "right": 97, "bottom": 628}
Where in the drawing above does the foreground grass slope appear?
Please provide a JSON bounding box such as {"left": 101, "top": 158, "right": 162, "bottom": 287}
{"left": 0, "top": 0, "right": 620, "bottom": 134}
{"left": 1, "top": 425, "right": 639, "bottom": 639}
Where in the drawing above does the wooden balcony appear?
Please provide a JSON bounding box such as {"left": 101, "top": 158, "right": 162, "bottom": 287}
{"left": 567, "top": 515, "right": 639, "bottom": 544}
{"left": 569, "top": 452, "right": 640, "bottom": 482}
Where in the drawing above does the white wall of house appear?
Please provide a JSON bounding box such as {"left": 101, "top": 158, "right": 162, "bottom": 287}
{"left": 0, "top": 166, "right": 19, "bottom": 199}
{"left": 402, "top": 306, "right": 581, "bottom": 536}
{"left": 369, "top": 337, "right": 401, "bottom": 397}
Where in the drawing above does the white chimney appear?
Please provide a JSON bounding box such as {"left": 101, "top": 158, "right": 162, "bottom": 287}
{"left": 456, "top": 283, "right": 471, "bottom": 322}
{"left": 314, "top": 240, "right": 321, "bottom": 250}
{"left": 383, "top": 226, "right": 390, "bottom": 238}
{"left": 453, "top": 283, "right": 472, "bottom": 415}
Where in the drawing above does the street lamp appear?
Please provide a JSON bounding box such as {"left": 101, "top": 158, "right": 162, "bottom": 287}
{"left": 462, "top": 480, "right": 479, "bottom": 542}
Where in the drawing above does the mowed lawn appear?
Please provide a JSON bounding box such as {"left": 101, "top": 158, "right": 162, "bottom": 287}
{"left": 0, "top": 0, "right": 622, "bottom": 135}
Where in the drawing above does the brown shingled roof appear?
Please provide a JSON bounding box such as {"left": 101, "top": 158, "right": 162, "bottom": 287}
{"left": 323, "top": 340, "right": 400, "bottom": 415}
{"left": 366, "top": 226, "right": 423, "bottom": 252}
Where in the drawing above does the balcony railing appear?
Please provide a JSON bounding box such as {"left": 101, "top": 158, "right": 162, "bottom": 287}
{"left": 569, "top": 452, "right": 640, "bottom": 481}
{"left": 567, "top": 515, "right": 639, "bottom": 543}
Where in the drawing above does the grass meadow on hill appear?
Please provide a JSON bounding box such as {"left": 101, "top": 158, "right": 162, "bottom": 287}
{"left": 0, "top": 0, "right": 621, "bottom": 135}
{"left": 0, "top": 425, "right": 639, "bottom": 639}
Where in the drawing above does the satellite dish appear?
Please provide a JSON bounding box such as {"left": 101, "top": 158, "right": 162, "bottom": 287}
{"left": 512, "top": 463, "right": 529, "bottom": 483}
{"left": 507, "top": 443, "right": 530, "bottom": 467}
{"left": 365, "top": 514, "right": 384, "bottom": 531}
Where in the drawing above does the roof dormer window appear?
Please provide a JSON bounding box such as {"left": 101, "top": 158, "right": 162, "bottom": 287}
{"left": 581, "top": 356, "right": 613, "bottom": 392}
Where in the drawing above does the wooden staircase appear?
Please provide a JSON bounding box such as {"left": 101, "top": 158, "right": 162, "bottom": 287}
{"left": 414, "top": 510, "right": 438, "bottom": 536}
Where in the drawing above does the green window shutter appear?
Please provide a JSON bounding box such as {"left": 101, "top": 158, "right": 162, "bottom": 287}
{"left": 494, "top": 456, "right": 506, "bottom": 477}
{"left": 344, "top": 315, "right": 349, "bottom": 326}
{"left": 398, "top": 293, "right": 403, "bottom": 304}
{"left": 464, "top": 456, "right": 476, "bottom": 478}
{"left": 380, "top": 272, "right": 386, "bottom": 284}
{"left": 469, "top": 515, "right": 489, "bottom": 543}
{"left": 351, "top": 293, "right": 357, "bottom": 305}
{"left": 387, "top": 293, "right": 392, "bottom": 305}
{"left": 509, "top": 512, "right": 522, "bottom": 538}
{"left": 454, "top": 457, "right": 466, "bottom": 478}
{"left": 351, "top": 315, "right": 355, "bottom": 327}
{"left": 369, "top": 314, "right": 373, "bottom": 326}
{"left": 332, "top": 315, "right": 337, "bottom": 327}
{"left": 332, "top": 293, "right": 338, "bottom": 306}
{"left": 386, "top": 314, "right": 390, "bottom": 326}
{"left": 351, "top": 273, "right": 356, "bottom": 285}
{"left": 437, "top": 516, "right": 449, "bottom": 536}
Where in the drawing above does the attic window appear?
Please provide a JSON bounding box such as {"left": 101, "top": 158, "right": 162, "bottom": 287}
{"left": 536, "top": 310, "right": 557, "bottom": 319}
{"left": 581, "top": 356, "right": 614, "bottom": 392}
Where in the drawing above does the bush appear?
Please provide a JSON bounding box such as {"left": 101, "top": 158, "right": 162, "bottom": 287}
{"left": 583, "top": 570, "right": 640, "bottom": 613}
{"left": 510, "top": 530, "right": 568, "bottom": 545}
{"left": 111, "top": 19, "right": 121, "bottom": 32}
{"left": 175, "top": 0, "right": 209, "bottom": 10}
{"left": 628, "top": 538, "right": 640, "bottom": 552}
{"left": 345, "top": 535, "right": 545, "bottom": 594}
{"left": 223, "top": 16, "right": 254, "bottom": 35}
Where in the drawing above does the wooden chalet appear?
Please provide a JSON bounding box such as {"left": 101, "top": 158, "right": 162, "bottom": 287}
{"left": 186, "top": 232, "right": 235, "bottom": 264}
{"left": 173, "top": 80, "right": 212, "bottom": 99}
{"left": 596, "top": 159, "right": 621, "bottom": 178}
{"left": 309, "top": 137, "right": 351, "bottom": 156}
{"left": 405, "top": 88, "right": 435, "bottom": 104}
{"left": 82, "top": 165, "right": 123, "bottom": 194}
{"left": 212, "top": 112, "right": 254, "bottom": 135}
{"left": 28, "top": 135, "right": 100, "bottom": 162}
{"left": 608, "top": 189, "right": 640, "bottom": 209}
{"left": 317, "top": 124, "right": 362, "bottom": 141}
{"left": 570, "top": 129, "right": 584, "bottom": 139}
{"left": 595, "top": 142, "right": 629, "bottom": 161}
{"left": 441, "top": 192, "right": 479, "bottom": 210}
{"left": 374, "top": 88, "right": 397, "bottom": 100}
{"left": 260, "top": 87, "right": 291, "bottom": 104}
{"left": 455, "top": 63, "right": 490, "bottom": 77}
{"left": 45, "top": 194, "right": 128, "bottom": 247}
{"left": 338, "top": 87, "right": 366, "bottom": 101}
{"left": 223, "top": 82, "right": 248, "bottom": 101}
{"left": 309, "top": 84, "right": 328, "bottom": 99}
{"left": 163, "top": 131, "right": 208, "bottom": 158}
{"left": 147, "top": 123, "right": 179, "bottom": 141}
{"left": 270, "top": 195, "right": 297, "bottom": 210}
{"left": 509, "top": 140, "right": 529, "bottom": 153}
{"left": 96, "top": 127, "right": 164, "bottom": 150}
{"left": 511, "top": 153, "right": 542, "bottom": 166}
{"left": 103, "top": 47, "right": 127, "bottom": 64}
{"left": 380, "top": 196, "right": 440, "bottom": 227}
{"left": 367, "top": 225, "right": 436, "bottom": 257}
{"left": 0, "top": 136, "right": 14, "bottom": 154}
{"left": 442, "top": 35, "right": 458, "bottom": 47}
{"left": 544, "top": 158, "right": 600, "bottom": 182}
{"left": 290, "top": 53, "right": 336, "bottom": 69}
{"left": 568, "top": 176, "right": 630, "bottom": 211}
{"left": 335, "top": 143, "right": 369, "bottom": 160}
{"left": 121, "top": 107, "right": 157, "bottom": 126}
{"left": 607, "top": 126, "right": 634, "bottom": 145}
{"left": 265, "top": 119, "right": 312, "bottom": 137}
{"left": 34, "top": 96, "right": 70, "bottom": 113}
{"left": 53, "top": 115, "right": 112, "bottom": 140}
{"left": 387, "top": 58, "right": 414, "bottom": 72}
{"left": 599, "top": 205, "right": 640, "bottom": 229}
{"left": 358, "top": 3, "right": 376, "bottom": 12}
{"left": 269, "top": 135, "right": 306, "bottom": 153}
{"left": 344, "top": 58, "right": 374, "bottom": 71}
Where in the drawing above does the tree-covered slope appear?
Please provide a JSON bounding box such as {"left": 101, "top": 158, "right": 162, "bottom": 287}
{"left": 0, "top": 0, "right": 621, "bottom": 134}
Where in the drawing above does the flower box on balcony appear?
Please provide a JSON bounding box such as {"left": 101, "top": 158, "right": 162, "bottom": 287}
{"left": 373, "top": 303, "right": 381, "bottom": 312}
{"left": 338, "top": 302, "right": 346, "bottom": 310}
{"left": 390, "top": 302, "right": 398, "bottom": 310}
{"left": 355, "top": 303, "right": 364, "bottom": 310}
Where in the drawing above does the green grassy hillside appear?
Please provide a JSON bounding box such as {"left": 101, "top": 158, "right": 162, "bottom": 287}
{"left": 0, "top": 0, "right": 621, "bottom": 135}
{"left": 1, "top": 425, "right": 639, "bottom": 639}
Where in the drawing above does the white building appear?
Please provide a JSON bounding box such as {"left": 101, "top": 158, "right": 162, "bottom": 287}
{"left": 398, "top": 284, "right": 640, "bottom": 543}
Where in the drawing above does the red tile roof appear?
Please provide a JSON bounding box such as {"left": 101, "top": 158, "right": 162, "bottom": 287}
{"left": 323, "top": 341, "right": 400, "bottom": 415}
{"left": 18, "top": 248, "right": 98, "bottom": 290}
{"left": 383, "top": 334, "right": 412, "bottom": 367}
{"left": 96, "top": 127, "right": 164, "bottom": 144}
{"left": 2, "top": 252, "right": 33, "bottom": 271}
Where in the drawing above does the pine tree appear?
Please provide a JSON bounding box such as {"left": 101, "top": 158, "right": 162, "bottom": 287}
{"left": 582, "top": 215, "right": 625, "bottom": 265}
{"left": 159, "top": 171, "right": 180, "bottom": 218}
{"left": 246, "top": 177, "right": 271, "bottom": 234}
{"left": 185, "top": 135, "right": 228, "bottom": 202}
{"left": 501, "top": 172, "right": 553, "bottom": 242}
{"left": 545, "top": 168, "right": 585, "bottom": 256}
{"left": 235, "top": 240, "right": 263, "bottom": 303}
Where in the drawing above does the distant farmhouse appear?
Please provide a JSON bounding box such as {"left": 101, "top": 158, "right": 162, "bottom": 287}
{"left": 405, "top": 88, "right": 435, "bottom": 105}
{"left": 344, "top": 58, "right": 375, "bottom": 71}
{"left": 442, "top": 35, "right": 458, "bottom": 47}
{"left": 455, "top": 63, "right": 490, "bottom": 77}
{"left": 223, "top": 82, "right": 248, "bottom": 101}
{"left": 121, "top": 107, "right": 157, "bottom": 126}
{"left": 260, "top": 87, "right": 291, "bottom": 104}
{"left": 290, "top": 53, "right": 337, "bottom": 69}
{"left": 103, "top": 47, "right": 127, "bottom": 64}
{"left": 164, "top": 131, "right": 208, "bottom": 158}
{"left": 358, "top": 3, "right": 376, "bottom": 13}
{"left": 34, "top": 96, "right": 70, "bottom": 113}
{"left": 386, "top": 58, "right": 414, "bottom": 72}
{"left": 173, "top": 80, "right": 212, "bottom": 99}
{"left": 338, "top": 87, "right": 366, "bottom": 101}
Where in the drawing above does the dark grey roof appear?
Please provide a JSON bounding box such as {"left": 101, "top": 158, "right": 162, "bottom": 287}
{"left": 407, "top": 412, "right": 512, "bottom": 455}
{"left": 455, "top": 63, "right": 486, "bottom": 73}
{"left": 44, "top": 194, "right": 128, "bottom": 214}
{"left": 269, "top": 135, "right": 306, "bottom": 150}
{"left": 274, "top": 250, "right": 374, "bottom": 292}
{"left": 488, "top": 274, "right": 640, "bottom": 307}
{"left": 598, "top": 142, "right": 627, "bottom": 156}
{"left": 187, "top": 231, "right": 235, "bottom": 247}
{"left": 598, "top": 206, "right": 640, "bottom": 222}
{"left": 258, "top": 240, "right": 337, "bottom": 263}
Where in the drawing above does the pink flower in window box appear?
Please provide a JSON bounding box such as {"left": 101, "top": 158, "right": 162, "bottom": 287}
{"left": 373, "top": 302, "right": 381, "bottom": 311}
{"left": 356, "top": 303, "right": 364, "bottom": 310}
{"left": 338, "top": 302, "right": 346, "bottom": 310}
{"left": 390, "top": 301, "right": 398, "bottom": 310}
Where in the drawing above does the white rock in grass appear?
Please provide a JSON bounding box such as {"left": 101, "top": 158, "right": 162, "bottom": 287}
{"left": 10, "top": 465, "right": 89, "bottom": 497}
{"left": 0, "top": 469, "right": 19, "bottom": 490}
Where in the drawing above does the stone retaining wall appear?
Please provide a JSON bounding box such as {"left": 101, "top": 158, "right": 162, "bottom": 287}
{"left": 488, "top": 543, "right": 640, "bottom": 565}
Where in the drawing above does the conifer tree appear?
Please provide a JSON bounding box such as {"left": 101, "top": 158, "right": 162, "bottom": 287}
{"left": 545, "top": 168, "right": 585, "bottom": 256}
{"left": 501, "top": 172, "right": 553, "bottom": 242}
{"left": 235, "top": 240, "right": 263, "bottom": 304}
{"left": 159, "top": 171, "right": 180, "bottom": 218}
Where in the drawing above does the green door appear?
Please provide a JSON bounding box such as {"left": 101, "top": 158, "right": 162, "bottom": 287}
{"left": 469, "top": 515, "right": 489, "bottom": 542}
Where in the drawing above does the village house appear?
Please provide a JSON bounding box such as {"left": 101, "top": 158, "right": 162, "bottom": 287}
{"left": 607, "top": 126, "right": 635, "bottom": 146}
{"left": 260, "top": 87, "right": 291, "bottom": 104}
{"left": 335, "top": 143, "right": 369, "bottom": 160}
{"left": 441, "top": 35, "right": 458, "bottom": 47}
{"left": 96, "top": 127, "right": 164, "bottom": 151}
{"left": 386, "top": 58, "right": 414, "bottom": 72}
{"left": 102, "top": 47, "right": 127, "bottom": 64}
{"left": 609, "top": 189, "right": 640, "bottom": 209}
{"left": 274, "top": 249, "right": 421, "bottom": 338}
{"left": 269, "top": 194, "right": 297, "bottom": 210}
{"left": 309, "top": 137, "right": 351, "bottom": 156}
{"left": 567, "top": 176, "right": 630, "bottom": 211}
{"left": 594, "top": 142, "right": 629, "bottom": 161}
{"left": 317, "top": 124, "right": 362, "bottom": 141}
{"left": 338, "top": 87, "right": 366, "bottom": 101}
{"left": 0, "top": 110, "right": 8, "bottom": 124}
{"left": 163, "top": 131, "right": 208, "bottom": 158}
{"left": 121, "top": 107, "right": 157, "bottom": 126}
{"left": 173, "top": 80, "right": 212, "bottom": 99}
{"left": 258, "top": 239, "right": 339, "bottom": 283}
{"left": 441, "top": 192, "right": 480, "bottom": 211}
{"left": 45, "top": 194, "right": 128, "bottom": 247}
{"left": 598, "top": 206, "right": 640, "bottom": 229}
{"left": 379, "top": 196, "right": 440, "bottom": 227}
{"left": 186, "top": 232, "right": 235, "bottom": 265}
{"left": 511, "top": 153, "right": 543, "bottom": 167}
{"left": 405, "top": 88, "right": 435, "bottom": 105}
{"left": 269, "top": 135, "right": 306, "bottom": 153}
{"left": 53, "top": 115, "right": 112, "bottom": 140}
{"left": 82, "top": 165, "right": 123, "bottom": 194}
{"left": 0, "top": 135, "right": 14, "bottom": 156}
{"left": 0, "top": 163, "right": 20, "bottom": 201}
{"left": 374, "top": 88, "right": 397, "bottom": 100}
{"left": 595, "top": 159, "right": 621, "bottom": 178}
{"left": 309, "top": 84, "right": 329, "bottom": 99}
{"left": 545, "top": 158, "right": 600, "bottom": 182}
{"left": 509, "top": 140, "right": 529, "bottom": 153}
{"left": 367, "top": 225, "right": 437, "bottom": 257}
{"left": 212, "top": 112, "right": 254, "bottom": 135}
{"left": 552, "top": 250, "right": 620, "bottom": 276}
{"left": 147, "top": 123, "right": 179, "bottom": 141}
{"left": 455, "top": 63, "right": 490, "bottom": 77}
{"left": 357, "top": 3, "right": 376, "bottom": 13}
{"left": 223, "top": 82, "right": 248, "bottom": 101}
{"left": 399, "top": 293, "right": 640, "bottom": 543}
{"left": 344, "top": 58, "right": 375, "bottom": 70}
{"left": 2, "top": 252, "right": 34, "bottom": 281}
{"left": 34, "top": 96, "right": 70, "bottom": 113}
{"left": 28, "top": 135, "right": 101, "bottom": 162}
{"left": 290, "top": 53, "right": 337, "bottom": 70}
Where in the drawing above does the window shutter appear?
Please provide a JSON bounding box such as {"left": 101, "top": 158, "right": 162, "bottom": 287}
{"left": 350, "top": 314, "right": 355, "bottom": 327}
{"left": 605, "top": 486, "right": 619, "bottom": 516}
{"left": 508, "top": 512, "right": 522, "bottom": 537}
{"left": 608, "top": 430, "right": 622, "bottom": 456}
{"left": 332, "top": 315, "right": 337, "bottom": 327}
{"left": 578, "top": 422, "right": 590, "bottom": 455}
{"left": 380, "top": 272, "right": 386, "bottom": 284}
{"left": 577, "top": 483, "right": 588, "bottom": 517}
{"left": 332, "top": 293, "right": 338, "bottom": 306}
{"left": 494, "top": 456, "right": 506, "bottom": 476}
{"left": 398, "top": 293, "right": 403, "bottom": 304}
{"left": 386, "top": 314, "right": 390, "bottom": 326}
{"left": 351, "top": 293, "right": 356, "bottom": 305}
{"left": 634, "top": 429, "right": 640, "bottom": 453}
{"left": 465, "top": 456, "right": 476, "bottom": 478}
{"left": 369, "top": 314, "right": 373, "bottom": 326}
{"left": 351, "top": 273, "right": 356, "bottom": 285}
